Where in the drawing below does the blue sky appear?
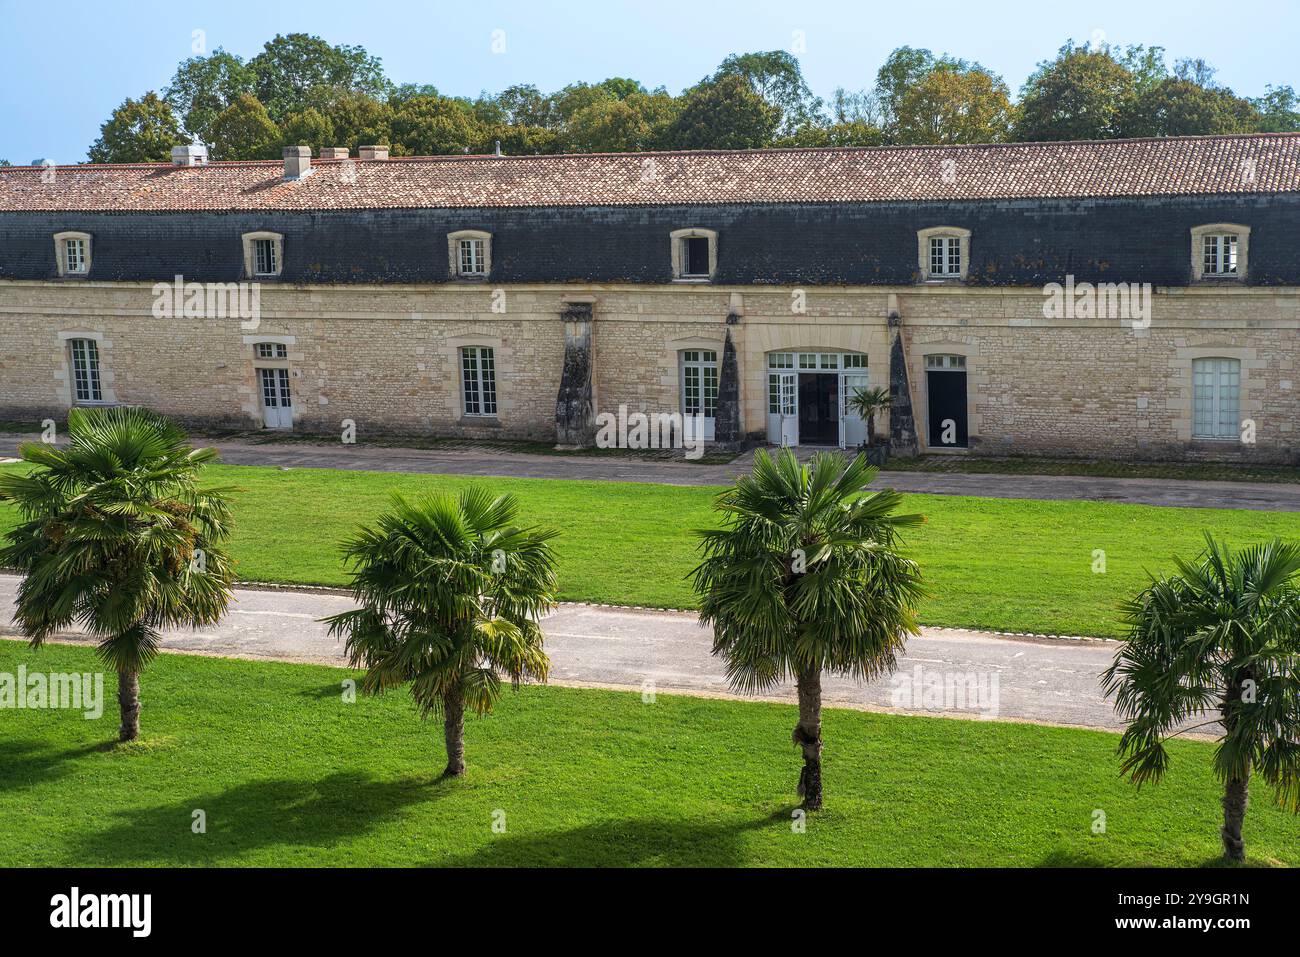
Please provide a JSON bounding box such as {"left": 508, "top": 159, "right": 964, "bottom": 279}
{"left": 1, "top": 0, "right": 1296, "bottom": 164}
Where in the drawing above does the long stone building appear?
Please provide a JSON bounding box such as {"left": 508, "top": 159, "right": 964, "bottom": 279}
{"left": 1, "top": 134, "right": 1298, "bottom": 461}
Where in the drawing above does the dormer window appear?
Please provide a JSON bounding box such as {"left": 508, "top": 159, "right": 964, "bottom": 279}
{"left": 241, "top": 231, "right": 284, "bottom": 279}
{"left": 1190, "top": 223, "right": 1248, "bottom": 280}
{"left": 53, "top": 231, "right": 92, "bottom": 277}
{"left": 448, "top": 230, "right": 492, "bottom": 279}
{"left": 670, "top": 228, "right": 717, "bottom": 281}
{"left": 917, "top": 227, "right": 970, "bottom": 281}
{"left": 1191, "top": 224, "right": 1249, "bottom": 281}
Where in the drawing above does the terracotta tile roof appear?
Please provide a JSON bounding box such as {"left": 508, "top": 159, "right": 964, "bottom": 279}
{"left": 2, "top": 134, "right": 1298, "bottom": 212}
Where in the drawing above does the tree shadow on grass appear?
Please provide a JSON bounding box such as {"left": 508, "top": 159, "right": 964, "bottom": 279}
{"left": 436, "top": 811, "right": 782, "bottom": 868}
{"left": 76, "top": 771, "right": 451, "bottom": 866}
{"left": 0, "top": 737, "right": 116, "bottom": 791}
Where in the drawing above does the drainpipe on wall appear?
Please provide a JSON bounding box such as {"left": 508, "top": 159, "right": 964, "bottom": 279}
{"left": 887, "top": 294, "right": 919, "bottom": 457}
{"left": 555, "top": 301, "right": 595, "bottom": 447}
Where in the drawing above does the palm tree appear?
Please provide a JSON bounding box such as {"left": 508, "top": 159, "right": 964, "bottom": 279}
{"left": 691, "top": 448, "right": 925, "bottom": 809}
{"left": 323, "top": 488, "right": 557, "bottom": 777}
{"left": 1103, "top": 536, "right": 1300, "bottom": 862}
{"left": 848, "top": 386, "right": 892, "bottom": 446}
{"left": 0, "top": 407, "right": 236, "bottom": 742}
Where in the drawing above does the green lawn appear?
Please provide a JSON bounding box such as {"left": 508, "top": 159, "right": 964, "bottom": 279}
{"left": 4, "top": 461, "right": 1300, "bottom": 637}
{"left": 0, "top": 641, "right": 1292, "bottom": 867}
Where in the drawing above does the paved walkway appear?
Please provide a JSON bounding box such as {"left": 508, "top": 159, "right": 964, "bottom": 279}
{"left": 5, "top": 431, "right": 1300, "bottom": 509}
{"left": 1, "top": 573, "right": 1136, "bottom": 733}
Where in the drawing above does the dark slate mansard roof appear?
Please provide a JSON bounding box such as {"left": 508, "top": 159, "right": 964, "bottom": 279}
{"left": 0, "top": 133, "right": 1298, "bottom": 286}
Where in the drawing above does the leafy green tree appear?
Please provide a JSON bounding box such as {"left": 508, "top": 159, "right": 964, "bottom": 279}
{"left": 692, "top": 449, "right": 925, "bottom": 809}
{"left": 324, "top": 490, "right": 557, "bottom": 777}
{"left": 164, "top": 49, "right": 256, "bottom": 145}
{"left": 891, "top": 62, "right": 1014, "bottom": 144}
{"left": 87, "top": 92, "right": 187, "bottom": 163}
{"left": 1120, "top": 78, "right": 1260, "bottom": 137}
{"left": 1103, "top": 537, "right": 1300, "bottom": 862}
{"left": 775, "top": 120, "right": 884, "bottom": 148}
{"left": 208, "top": 94, "right": 282, "bottom": 159}
{"left": 564, "top": 91, "right": 679, "bottom": 152}
{"left": 249, "top": 33, "right": 390, "bottom": 121}
{"left": 712, "top": 51, "right": 822, "bottom": 134}
{"left": 391, "top": 95, "right": 484, "bottom": 155}
{"left": 1251, "top": 85, "right": 1300, "bottom": 132}
{"left": 874, "top": 47, "right": 938, "bottom": 128}
{"left": 0, "top": 408, "right": 236, "bottom": 742}
{"left": 660, "top": 75, "right": 780, "bottom": 150}
{"left": 315, "top": 90, "right": 393, "bottom": 153}
{"left": 280, "top": 108, "right": 335, "bottom": 153}
{"left": 1014, "top": 42, "right": 1136, "bottom": 141}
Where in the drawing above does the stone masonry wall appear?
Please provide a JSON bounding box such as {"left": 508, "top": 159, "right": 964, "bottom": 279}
{"left": 1, "top": 279, "right": 1298, "bottom": 463}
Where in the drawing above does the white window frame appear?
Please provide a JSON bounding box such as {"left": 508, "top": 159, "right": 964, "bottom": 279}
{"left": 1191, "top": 223, "right": 1250, "bottom": 281}
{"left": 669, "top": 228, "right": 717, "bottom": 281}
{"left": 241, "top": 231, "right": 284, "bottom": 279}
{"left": 1192, "top": 357, "right": 1241, "bottom": 440}
{"left": 254, "top": 342, "right": 288, "bottom": 360}
{"left": 448, "top": 230, "right": 492, "bottom": 279}
{"left": 53, "top": 231, "right": 92, "bottom": 277}
{"left": 461, "top": 346, "right": 498, "bottom": 417}
{"left": 917, "top": 226, "right": 970, "bottom": 281}
{"left": 679, "top": 349, "right": 719, "bottom": 421}
{"left": 68, "top": 337, "right": 104, "bottom": 403}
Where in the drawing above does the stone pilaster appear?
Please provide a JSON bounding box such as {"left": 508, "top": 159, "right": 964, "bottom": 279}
{"left": 555, "top": 300, "right": 595, "bottom": 447}
{"left": 887, "top": 296, "right": 919, "bottom": 457}
{"left": 714, "top": 319, "right": 742, "bottom": 444}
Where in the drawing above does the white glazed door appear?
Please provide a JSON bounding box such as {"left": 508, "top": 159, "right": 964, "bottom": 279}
{"left": 778, "top": 372, "right": 798, "bottom": 446}
{"left": 259, "top": 367, "right": 293, "bottom": 429}
{"left": 839, "top": 373, "right": 869, "bottom": 448}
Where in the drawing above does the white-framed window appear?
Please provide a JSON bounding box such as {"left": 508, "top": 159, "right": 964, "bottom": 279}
{"left": 1192, "top": 357, "right": 1241, "bottom": 440}
{"left": 1191, "top": 224, "right": 1250, "bottom": 281}
{"left": 459, "top": 238, "right": 486, "bottom": 276}
{"left": 767, "top": 351, "right": 866, "bottom": 371}
{"left": 670, "top": 228, "right": 717, "bottom": 280}
{"left": 930, "top": 237, "right": 961, "bottom": 276}
{"left": 680, "top": 350, "right": 719, "bottom": 421}
{"left": 53, "top": 231, "right": 92, "bottom": 277}
{"left": 65, "top": 238, "right": 87, "bottom": 273}
{"left": 1203, "top": 234, "right": 1238, "bottom": 275}
{"left": 461, "top": 346, "right": 498, "bottom": 416}
{"left": 254, "top": 239, "right": 278, "bottom": 276}
{"left": 448, "top": 230, "right": 492, "bottom": 279}
{"left": 254, "top": 342, "right": 288, "bottom": 360}
{"left": 926, "top": 354, "right": 967, "bottom": 370}
{"left": 68, "top": 338, "right": 103, "bottom": 403}
{"left": 917, "top": 227, "right": 970, "bottom": 281}
{"left": 241, "top": 232, "right": 284, "bottom": 278}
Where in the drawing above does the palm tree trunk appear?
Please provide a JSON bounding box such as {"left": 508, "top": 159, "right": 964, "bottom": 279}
{"left": 794, "top": 667, "right": 823, "bottom": 810}
{"left": 117, "top": 670, "right": 141, "bottom": 742}
{"left": 1221, "top": 774, "right": 1250, "bottom": 861}
{"left": 442, "top": 686, "right": 466, "bottom": 777}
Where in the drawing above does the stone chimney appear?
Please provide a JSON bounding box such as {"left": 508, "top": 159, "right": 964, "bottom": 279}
{"left": 319, "top": 147, "right": 350, "bottom": 160}
{"left": 283, "top": 145, "right": 312, "bottom": 180}
{"left": 171, "top": 145, "right": 208, "bottom": 166}
{"left": 358, "top": 145, "right": 389, "bottom": 161}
